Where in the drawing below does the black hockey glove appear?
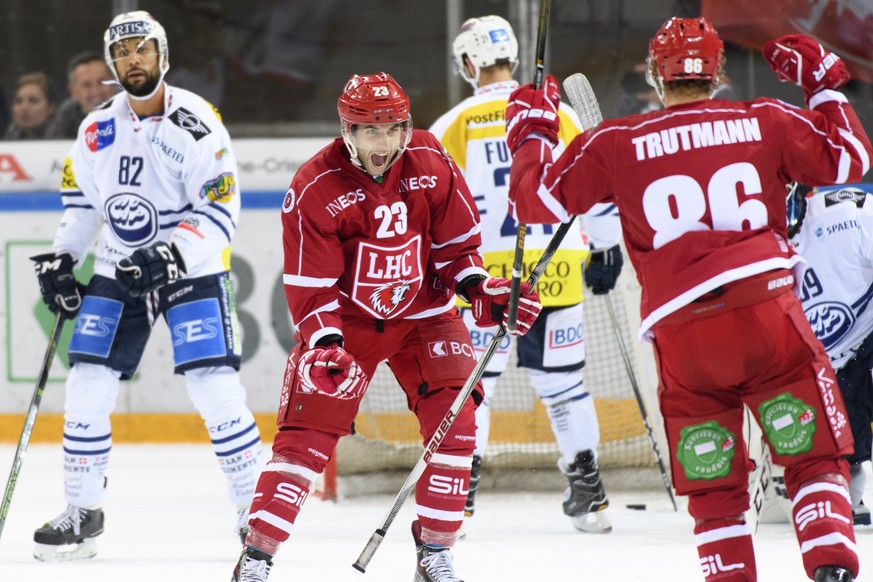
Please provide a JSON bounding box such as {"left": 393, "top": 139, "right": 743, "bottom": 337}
{"left": 584, "top": 245, "right": 623, "bottom": 295}
{"left": 31, "top": 252, "right": 85, "bottom": 319}
{"left": 115, "top": 241, "right": 187, "bottom": 297}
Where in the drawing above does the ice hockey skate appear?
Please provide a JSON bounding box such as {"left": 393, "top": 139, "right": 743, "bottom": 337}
{"left": 558, "top": 450, "right": 612, "bottom": 533}
{"left": 236, "top": 505, "right": 251, "bottom": 544}
{"left": 463, "top": 454, "right": 482, "bottom": 518}
{"left": 853, "top": 500, "right": 871, "bottom": 526}
{"left": 231, "top": 546, "right": 273, "bottom": 582}
{"left": 412, "top": 520, "right": 464, "bottom": 582}
{"left": 814, "top": 565, "right": 854, "bottom": 582}
{"left": 457, "top": 454, "right": 482, "bottom": 541}
{"left": 33, "top": 505, "right": 105, "bottom": 561}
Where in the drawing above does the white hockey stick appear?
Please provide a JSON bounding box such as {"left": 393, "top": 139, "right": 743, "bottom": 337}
{"left": 744, "top": 406, "right": 789, "bottom": 532}
{"left": 562, "top": 73, "right": 603, "bottom": 131}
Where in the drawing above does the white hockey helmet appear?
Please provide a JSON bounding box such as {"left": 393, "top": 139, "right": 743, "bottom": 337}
{"left": 103, "top": 11, "right": 169, "bottom": 99}
{"left": 452, "top": 15, "right": 518, "bottom": 88}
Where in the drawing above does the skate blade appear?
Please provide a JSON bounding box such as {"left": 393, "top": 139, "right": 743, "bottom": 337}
{"left": 457, "top": 518, "right": 469, "bottom": 542}
{"left": 570, "top": 510, "right": 612, "bottom": 534}
{"left": 34, "top": 538, "right": 98, "bottom": 562}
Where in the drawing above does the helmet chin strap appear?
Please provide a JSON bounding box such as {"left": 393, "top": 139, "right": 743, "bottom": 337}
{"left": 126, "top": 78, "right": 165, "bottom": 102}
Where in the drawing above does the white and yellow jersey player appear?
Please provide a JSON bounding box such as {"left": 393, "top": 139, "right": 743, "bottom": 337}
{"left": 430, "top": 15, "right": 620, "bottom": 534}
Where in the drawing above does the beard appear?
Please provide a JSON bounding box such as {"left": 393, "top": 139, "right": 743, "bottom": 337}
{"left": 121, "top": 68, "right": 161, "bottom": 97}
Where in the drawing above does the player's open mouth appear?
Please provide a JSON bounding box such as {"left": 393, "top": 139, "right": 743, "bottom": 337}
{"left": 370, "top": 154, "right": 389, "bottom": 168}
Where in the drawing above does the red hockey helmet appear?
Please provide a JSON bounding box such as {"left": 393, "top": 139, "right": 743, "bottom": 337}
{"left": 337, "top": 72, "right": 412, "bottom": 176}
{"left": 337, "top": 72, "right": 411, "bottom": 126}
{"left": 648, "top": 17, "right": 724, "bottom": 83}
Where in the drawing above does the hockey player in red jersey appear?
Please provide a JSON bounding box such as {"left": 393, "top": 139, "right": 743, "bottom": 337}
{"left": 231, "top": 72, "right": 542, "bottom": 582}
{"left": 505, "top": 17, "right": 871, "bottom": 582}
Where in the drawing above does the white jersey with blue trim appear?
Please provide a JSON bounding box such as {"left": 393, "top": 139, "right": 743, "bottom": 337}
{"left": 429, "top": 80, "right": 620, "bottom": 307}
{"left": 54, "top": 83, "right": 239, "bottom": 279}
{"left": 791, "top": 188, "right": 873, "bottom": 369}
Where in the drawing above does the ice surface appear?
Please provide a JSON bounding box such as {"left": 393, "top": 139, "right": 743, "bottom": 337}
{"left": 0, "top": 445, "right": 870, "bottom": 581}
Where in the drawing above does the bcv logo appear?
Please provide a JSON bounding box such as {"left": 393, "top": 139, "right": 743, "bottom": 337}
{"left": 75, "top": 314, "right": 117, "bottom": 336}
{"left": 173, "top": 318, "right": 219, "bottom": 346}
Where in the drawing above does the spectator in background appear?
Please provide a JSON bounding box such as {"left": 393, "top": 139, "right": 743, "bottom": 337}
{"left": 46, "top": 51, "right": 118, "bottom": 139}
{"left": 615, "top": 63, "right": 661, "bottom": 117}
{"left": 4, "top": 72, "right": 57, "bottom": 140}
{"left": 0, "top": 84, "right": 9, "bottom": 135}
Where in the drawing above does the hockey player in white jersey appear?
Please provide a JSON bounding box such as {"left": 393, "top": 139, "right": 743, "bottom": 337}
{"left": 789, "top": 184, "right": 873, "bottom": 528}
{"left": 30, "top": 11, "right": 264, "bottom": 561}
{"left": 429, "top": 15, "right": 622, "bottom": 534}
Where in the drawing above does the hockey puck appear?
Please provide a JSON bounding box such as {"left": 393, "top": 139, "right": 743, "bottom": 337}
{"left": 626, "top": 504, "right": 647, "bottom": 510}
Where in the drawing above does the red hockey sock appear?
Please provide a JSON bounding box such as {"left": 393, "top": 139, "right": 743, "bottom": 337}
{"left": 694, "top": 517, "right": 757, "bottom": 581}
{"left": 415, "top": 452, "right": 472, "bottom": 547}
{"left": 791, "top": 479, "right": 858, "bottom": 578}
{"left": 245, "top": 464, "right": 316, "bottom": 555}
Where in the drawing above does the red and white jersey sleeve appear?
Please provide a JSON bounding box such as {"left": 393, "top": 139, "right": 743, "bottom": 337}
{"left": 509, "top": 90, "right": 872, "bottom": 337}
{"left": 282, "top": 131, "right": 486, "bottom": 346}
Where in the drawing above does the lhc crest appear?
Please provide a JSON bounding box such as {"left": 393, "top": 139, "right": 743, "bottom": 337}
{"left": 352, "top": 236, "right": 423, "bottom": 318}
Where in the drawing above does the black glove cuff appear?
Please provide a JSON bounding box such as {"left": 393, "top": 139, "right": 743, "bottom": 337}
{"left": 455, "top": 274, "right": 487, "bottom": 303}
{"left": 314, "top": 334, "right": 344, "bottom": 348}
{"left": 589, "top": 245, "right": 621, "bottom": 265}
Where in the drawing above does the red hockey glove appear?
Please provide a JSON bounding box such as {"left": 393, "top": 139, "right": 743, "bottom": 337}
{"left": 762, "top": 34, "right": 849, "bottom": 101}
{"left": 505, "top": 74, "right": 561, "bottom": 154}
{"left": 298, "top": 343, "right": 368, "bottom": 400}
{"left": 463, "top": 277, "right": 542, "bottom": 336}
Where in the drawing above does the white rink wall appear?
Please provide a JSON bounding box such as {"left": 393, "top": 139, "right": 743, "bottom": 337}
{"left": 0, "top": 137, "right": 659, "bottom": 434}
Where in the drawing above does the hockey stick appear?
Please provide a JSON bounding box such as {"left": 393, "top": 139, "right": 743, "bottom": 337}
{"left": 562, "top": 73, "right": 603, "bottom": 131}
{"left": 0, "top": 312, "right": 64, "bottom": 541}
{"left": 507, "top": 0, "right": 551, "bottom": 334}
{"left": 353, "top": 212, "right": 573, "bottom": 573}
{"left": 745, "top": 405, "right": 776, "bottom": 533}
{"left": 563, "top": 71, "right": 678, "bottom": 510}
{"left": 604, "top": 296, "right": 678, "bottom": 511}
